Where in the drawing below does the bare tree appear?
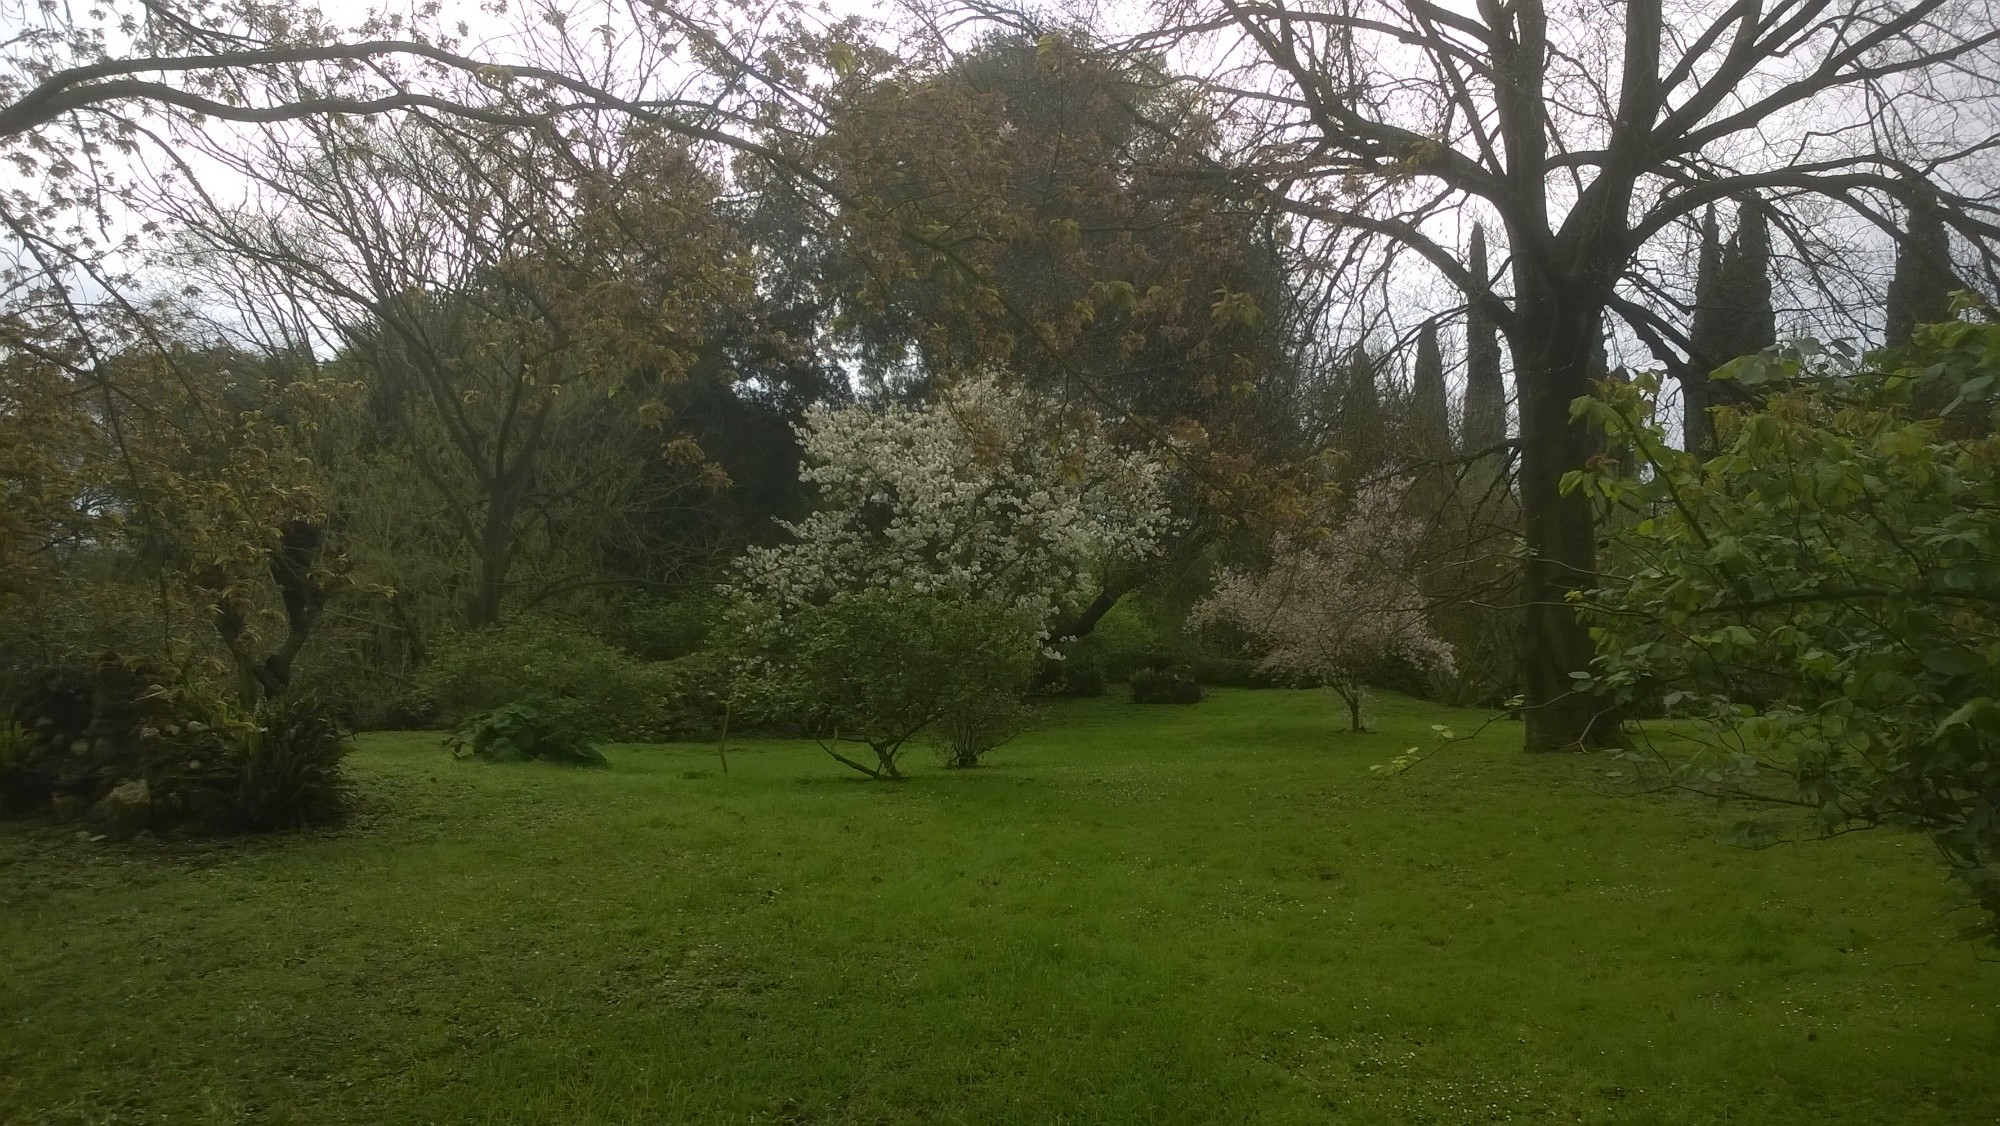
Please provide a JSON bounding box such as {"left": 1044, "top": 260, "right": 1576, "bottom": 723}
{"left": 0, "top": 0, "right": 888, "bottom": 411}
{"left": 157, "top": 106, "right": 744, "bottom": 629}
{"left": 1066, "top": 0, "right": 2000, "bottom": 748}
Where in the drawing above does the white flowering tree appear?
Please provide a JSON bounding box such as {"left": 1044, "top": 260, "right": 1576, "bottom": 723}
{"left": 1193, "top": 478, "right": 1453, "bottom": 733}
{"left": 732, "top": 372, "right": 1174, "bottom": 633}
{"left": 727, "top": 372, "right": 1174, "bottom": 776}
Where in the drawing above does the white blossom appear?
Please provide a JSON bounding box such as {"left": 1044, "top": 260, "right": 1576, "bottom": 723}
{"left": 728, "top": 372, "right": 1174, "bottom": 642}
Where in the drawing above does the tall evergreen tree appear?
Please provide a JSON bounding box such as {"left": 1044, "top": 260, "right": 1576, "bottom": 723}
{"left": 1684, "top": 207, "right": 1727, "bottom": 453}
{"left": 1408, "top": 320, "right": 1450, "bottom": 456}
{"left": 1460, "top": 224, "right": 1507, "bottom": 454}
{"left": 1333, "top": 345, "right": 1386, "bottom": 485}
{"left": 1437, "top": 241, "right": 1521, "bottom": 709}
{"left": 1404, "top": 318, "right": 1454, "bottom": 521}
{"left": 1720, "top": 207, "right": 1777, "bottom": 360}
{"left": 1684, "top": 203, "right": 1776, "bottom": 453}
{"left": 1886, "top": 197, "right": 1959, "bottom": 346}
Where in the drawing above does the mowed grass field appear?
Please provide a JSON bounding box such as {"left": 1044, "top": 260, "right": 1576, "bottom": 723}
{"left": 2, "top": 689, "right": 1996, "bottom": 1125}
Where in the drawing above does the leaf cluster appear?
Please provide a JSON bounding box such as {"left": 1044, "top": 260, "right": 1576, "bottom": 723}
{"left": 445, "top": 702, "right": 607, "bottom": 767}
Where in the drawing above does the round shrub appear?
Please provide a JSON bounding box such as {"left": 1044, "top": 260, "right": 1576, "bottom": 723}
{"left": 600, "top": 595, "right": 721, "bottom": 661}
{"left": 412, "top": 617, "right": 664, "bottom": 739}
{"left": 1067, "top": 599, "right": 1164, "bottom": 684}
{"left": 930, "top": 692, "right": 1036, "bottom": 769}
{"left": 1184, "top": 655, "right": 1292, "bottom": 690}
{"left": 732, "top": 587, "right": 1039, "bottom": 780}
{"left": 1034, "top": 659, "right": 1107, "bottom": 698}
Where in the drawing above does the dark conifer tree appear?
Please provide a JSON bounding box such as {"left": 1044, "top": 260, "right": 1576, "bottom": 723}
{"left": 1886, "top": 197, "right": 1959, "bottom": 346}
{"left": 1461, "top": 224, "right": 1507, "bottom": 455}
{"left": 1685, "top": 202, "right": 1775, "bottom": 453}
{"left": 1408, "top": 320, "right": 1450, "bottom": 456}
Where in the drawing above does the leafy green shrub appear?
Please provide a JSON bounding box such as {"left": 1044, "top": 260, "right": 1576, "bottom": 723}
{"left": 1067, "top": 600, "right": 1162, "bottom": 683}
{"left": 1183, "top": 654, "right": 1291, "bottom": 690}
{"left": 445, "top": 702, "right": 608, "bottom": 766}
{"left": 733, "top": 588, "right": 1038, "bottom": 780}
{"left": 413, "top": 617, "right": 664, "bottom": 739}
{"left": 1035, "top": 658, "right": 1107, "bottom": 698}
{"left": 1131, "top": 667, "right": 1204, "bottom": 705}
{"left": 4, "top": 660, "right": 229, "bottom": 830}
{"left": 600, "top": 595, "right": 722, "bottom": 661}
{"left": 649, "top": 649, "right": 741, "bottom": 742}
{"left": 1575, "top": 316, "right": 2000, "bottom": 940}
{"left": 1, "top": 658, "right": 351, "bottom": 834}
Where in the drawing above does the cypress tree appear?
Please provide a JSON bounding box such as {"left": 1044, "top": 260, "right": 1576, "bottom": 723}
{"left": 1461, "top": 224, "right": 1507, "bottom": 453}
{"left": 1403, "top": 319, "right": 1454, "bottom": 518}
{"left": 1885, "top": 197, "right": 1958, "bottom": 345}
{"left": 1683, "top": 206, "right": 1725, "bottom": 453}
{"left": 1684, "top": 202, "right": 1775, "bottom": 453}
{"left": 1337, "top": 344, "right": 1385, "bottom": 474}
{"left": 1718, "top": 205, "right": 1776, "bottom": 361}
{"left": 1408, "top": 319, "right": 1450, "bottom": 456}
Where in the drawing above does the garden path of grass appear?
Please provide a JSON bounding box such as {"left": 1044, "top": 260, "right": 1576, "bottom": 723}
{"left": 3, "top": 689, "right": 1996, "bottom": 1124}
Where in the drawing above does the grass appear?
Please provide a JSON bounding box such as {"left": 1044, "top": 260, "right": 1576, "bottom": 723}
{"left": 2, "top": 688, "right": 1996, "bottom": 1125}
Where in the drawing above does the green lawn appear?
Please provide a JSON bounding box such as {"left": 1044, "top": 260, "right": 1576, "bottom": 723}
{"left": 2, "top": 689, "right": 1996, "bottom": 1124}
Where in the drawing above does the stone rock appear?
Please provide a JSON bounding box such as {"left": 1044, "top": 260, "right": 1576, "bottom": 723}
{"left": 91, "top": 778, "right": 151, "bottom": 840}
{"left": 50, "top": 792, "right": 86, "bottom": 823}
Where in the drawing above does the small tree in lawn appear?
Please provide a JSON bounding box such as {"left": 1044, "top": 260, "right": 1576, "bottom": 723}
{"left": 1193, "top": 479, "right": 1453, "bottom": 733}
{"left": 737, "top": 589, "right": 1037, "bottom": 779}
{"left": 725, "top": 371, "right": 1172, "bottom": 778}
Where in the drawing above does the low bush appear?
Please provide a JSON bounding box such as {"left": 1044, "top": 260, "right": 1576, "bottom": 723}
{"left": 930, "top": 693, "right": 1036, "bottom": 769}
{"left": 1034, "top": 658, "right": 1107, "bottom": 698}
{"left": 1066, "top": 600, "right": 1162, "bottom": 683}
{"left": 1183, "top": 654, "right": 1292, "bottom": 690}
{"left": 444, "top": 703, "right": 607, "bottom": 766}
{"left": 412, "top": 617, "right": 665, "bottom": 739}
{"left": 1, "top": 657, "right": 351, "bottom": 835}
{"left": 599, "top": 595, "right": 722, "bottom": 661}
{"left": 233, "top": 693, "right": 352, "bottom": 830}
{"left": 1130, "top": 666, "right": 1204, "bottom": 705}
{"left": 643, "top": 649, "right": 741, "bottom": 742}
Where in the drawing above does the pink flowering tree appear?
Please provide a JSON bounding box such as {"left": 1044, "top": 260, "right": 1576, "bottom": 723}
{"left": 1193, "top": 478, "right": 1453, "bottom": 733}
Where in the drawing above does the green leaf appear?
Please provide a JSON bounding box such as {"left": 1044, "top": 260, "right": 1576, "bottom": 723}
{"left": 1938, "top": 697, "right": 1999, "bottom": 734}
{"left": 1922, "top": 646, "right": 1985, "bottom": 678}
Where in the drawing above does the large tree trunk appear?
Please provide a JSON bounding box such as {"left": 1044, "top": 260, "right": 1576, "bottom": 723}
{"left": 1482, "top": 0, "right": 1609, "bottom": 750}
{"left": 249, "top": 521, "right": 329, "bottom": 698}
{"left": 1510, "top": 287, "right": 1613, "bottom": 751}
{"left": 468, "top": 489, "right": 523, "bottom": 629}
